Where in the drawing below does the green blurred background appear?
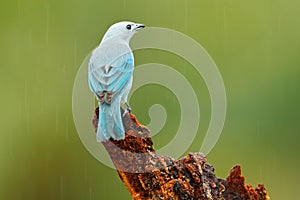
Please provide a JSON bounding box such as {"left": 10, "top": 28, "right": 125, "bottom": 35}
{"left": 1, "top": 0, "right": 300, "bottom": 199}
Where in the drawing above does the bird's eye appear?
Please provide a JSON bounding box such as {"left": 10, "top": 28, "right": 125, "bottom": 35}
{"left": 126, "top": 24, "right": 131, "bottom": 30}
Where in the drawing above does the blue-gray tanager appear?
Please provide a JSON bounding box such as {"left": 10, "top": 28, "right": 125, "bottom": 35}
{"left": 88, "top": 21, "right": 145, "bottom": 142}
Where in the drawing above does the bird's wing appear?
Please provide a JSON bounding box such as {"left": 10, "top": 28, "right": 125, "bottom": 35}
{"left": 88, "top": 52, "right": 134, "bottom": 95}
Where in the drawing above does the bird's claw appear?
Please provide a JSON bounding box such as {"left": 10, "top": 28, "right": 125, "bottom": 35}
{"left": 127, "top": 106, "right": 131, "bottom": 113}
{"left": 123, "top": 109, "right": 129, "bottom": 117}
{"left": 123, "top": 103, "right": 131, "bottom": 117}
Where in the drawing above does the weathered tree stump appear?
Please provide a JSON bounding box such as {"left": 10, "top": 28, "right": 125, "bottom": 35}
{"left": 92, "top": 107, "right": 270, "bottom": 200}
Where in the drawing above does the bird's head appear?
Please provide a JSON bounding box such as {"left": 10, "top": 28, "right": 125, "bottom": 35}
{"left": 101, "top": 21, "right": 145, "bottom": 43}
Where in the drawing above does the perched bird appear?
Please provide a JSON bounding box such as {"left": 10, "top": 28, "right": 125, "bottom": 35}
{"left": 88, "top": 21, "right": 145, "bottom": 142}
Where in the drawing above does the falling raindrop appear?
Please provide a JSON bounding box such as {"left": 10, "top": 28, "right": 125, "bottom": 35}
{"left": 39, "top": 88, "right": 43, "bottom": 113}
{"left": 184, "top": 0, "right": 188, "bottom": 32}
{"left": 277, "top": 14, "right": 282, "bottom": 33}
{"left": 62, "top": 65, "right": 67, "bottom": 74}
{"left": 223, "top": 6, "right": 227, "bottom": 34}
{"left": 84, "top": 160, "right": 88, "bottom": 183}
{"left": 60, "top": 176, "right": 64, "bottom": 200}
{"left": 55, "top": 102, "right": 59, "bottom": 133}
{"left": 257, "top": 120, "right": 261, "bottom": 137}
{"left": 65, "top": 116, "right": 69, "bottom": 142}
{"left": 8, "top": 126, "right": 13, "bottom": 157}
{"left": 45, "top": 1, "right": 50, "bottom": 45}
{"left": 18, "top": 0, "right": 21, "bottom": 17}
{"left": 89, "top": 186, "right": 92, "bottom": 200}
{"left": 74, "top": 40, "right": 77, "bottom": 68}
{"left": 45, "top": 153, "right": 49, "bottom": 176}
{"left": 24, "top": 79, "right": 30, "bottom": 133}
{"left": 259, "top": 166, "right": 263, "bottom": 182}
{"left": 123, "top": 0, "right": 126, "bottom": 11}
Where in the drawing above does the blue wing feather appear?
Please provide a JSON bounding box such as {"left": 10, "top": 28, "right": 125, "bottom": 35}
{"left": 88, "top": 52, "right": 134, "bottom": 141}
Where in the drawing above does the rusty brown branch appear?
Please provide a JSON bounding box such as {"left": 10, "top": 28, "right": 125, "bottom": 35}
{"left": 92, "top": 107, "right": 270, "bottom": 200}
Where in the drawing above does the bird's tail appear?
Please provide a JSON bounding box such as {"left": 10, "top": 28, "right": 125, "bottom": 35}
{"left": 97, "top": 100, "right": 125, "bottom": 142}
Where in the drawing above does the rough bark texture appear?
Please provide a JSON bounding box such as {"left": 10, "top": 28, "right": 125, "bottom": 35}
{"left": 92, "top": 107, "right": 270, "bottom": 200}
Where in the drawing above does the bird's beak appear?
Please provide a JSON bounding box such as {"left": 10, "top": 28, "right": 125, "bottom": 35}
{"left": 135, "top": 24, "right": 145, "bottom": 30}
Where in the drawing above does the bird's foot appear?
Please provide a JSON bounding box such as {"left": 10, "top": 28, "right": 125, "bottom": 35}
{"left": 125, "top": 102, "right": 131, "bottom": 113}
{"left": 123, "top": 103, "right": 131, "bottom": 117}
